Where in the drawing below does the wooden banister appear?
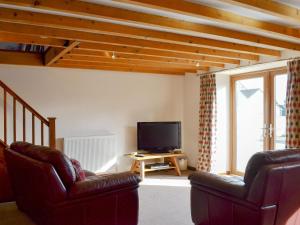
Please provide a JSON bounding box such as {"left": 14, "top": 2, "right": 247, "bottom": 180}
{"left": 22, "top": 105, "right": 26, "bottom": 142}
{"left": 0, "top": 80, "right": 56, "bottom": 149}
{"left": 3, "top": 90, "right": 7, "bottom": 144}
{"left": 41, "top": 121, "right": 44, "bottom": 146}
{"left": 13, "top": 97, "right": 16, "bottom": 142}
{"left": 32, "top": 114, "right": 35, "bottom": 145}
{"left": 0, "top": 81, "right": 49, "bottom": 126}
{"left": 48, "top": 117, "right": 56, "bottom": 149}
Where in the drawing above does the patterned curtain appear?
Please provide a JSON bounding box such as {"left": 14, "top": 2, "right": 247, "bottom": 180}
{"left": 286, "top": 59, "right": 300, "bottom": 148}
{"left": 197, "top": 73, "right": 217, "bottom": 172}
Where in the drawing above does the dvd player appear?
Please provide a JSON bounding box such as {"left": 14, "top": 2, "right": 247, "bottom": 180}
{"left": 145, "top": 163, "right": 170, "bottom": 169}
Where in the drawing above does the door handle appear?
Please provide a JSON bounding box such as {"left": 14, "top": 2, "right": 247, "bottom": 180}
{"left": 269, "top": 123, "right": 273, "bottom": 138}
{"left": 262, "top": 124, "right": 273, "bottom": 138}
{"left": 262, "top": 123, "right": 268, "bottom": 138}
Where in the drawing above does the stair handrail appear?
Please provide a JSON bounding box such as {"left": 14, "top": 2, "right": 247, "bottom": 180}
{"left": 0, "top": 80, "right": 49, "bottom": 125}
{"left": 0, "top": 80, "right": 56, "bottom": 149}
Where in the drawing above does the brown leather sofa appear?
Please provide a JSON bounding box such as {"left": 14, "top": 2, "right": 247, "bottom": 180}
{"left": 189, "top": 149, "right": 300, "bottom": 225}
{"left": 0, "top": 143, "right": 14, "bottom": 202}
{"left": 4, "top": 142, "right": 141, "bottom": 225}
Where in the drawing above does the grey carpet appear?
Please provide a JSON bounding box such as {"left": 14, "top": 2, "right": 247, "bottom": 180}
{"left": 139, "top": 180, "right": 193, "bottom": 225}
{"left": 0, "top": 173, "right": 193, "bottom": 225}
{"left": 0, "top": 202, "right": 34, "bottom": 225}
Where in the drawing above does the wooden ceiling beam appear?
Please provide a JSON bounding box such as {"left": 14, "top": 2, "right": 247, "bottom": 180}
{"left": 116, "top": 0, "right": 300, "bottom": 40}
{"left": 223, "top": 0, "right": 300, "bottom": 24}
{"left": 0, "top": 23, "right": 237, "bottom": 65}
{"left": 72, "top": 47, "right": 240, "bottom": 65}
{"left": 0, "top": 13, "right": 281, "bottom": 57}
{"left": 56, "top": 60, "right": 203, "bottom": 73}
{"left": 0, "top": 50, "right": 42, "bottom": 66}
{"left": 0, "top": 21, "right": 259, "bottom": 61}
{"left": 44, "top": 41, "right": 80, "bottom": 66}
{"left": 72, "top": 44, "right": 240, "bottom": 65}
{"left": 0, "top": 26, "right": 227, "bottom": 64}
{"left": 0, "top": 31, "right": 66, "bottom": 47}
{"left": 79, "top": 39, "right": 259, "bottom": 61}
{"left": 0, "top": 22, "right": 262, "bottom": 62}
{"left": 54, "top": 62, "right": 197, "bottom": 75}
{"left": 54, "top": 64, "right": 185, "bottom": 75}
{"left": 0, "top": 48, "right": 196, "bottom": 75}
{"left": 0, "top": 30, "right": 225, "bottom": 67}
{"left": 0, "top": 2, "right": 298, "bottom": 52}
{"left": 60, "top": 57, "right": 209, "bottom": 71}
{"left": 64, "top": 53, "right": 225, "bottom": 68}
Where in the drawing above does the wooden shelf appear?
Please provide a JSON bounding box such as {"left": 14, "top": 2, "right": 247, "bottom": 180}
{"left": 128, "top": 152, "right": 185, "bottom": 160}
{"left": 144, "top": 166, "right": 175, "bottom": 172}
{"left": 128, "top": 152, "right": 185, "bottom": 180}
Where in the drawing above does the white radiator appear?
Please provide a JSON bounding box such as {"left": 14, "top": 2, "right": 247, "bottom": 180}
{"left": 64, "top": 135, "right": 117, "bottom": 173}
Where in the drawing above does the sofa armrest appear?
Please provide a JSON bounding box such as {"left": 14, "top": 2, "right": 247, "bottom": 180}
{"left": 68, "top": 172, "right": 140, "bottom": 199}
{"left": 189, "top": 172, "right": 246, "bottom": 199}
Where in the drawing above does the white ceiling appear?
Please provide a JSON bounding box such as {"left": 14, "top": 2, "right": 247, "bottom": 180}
{"left": 2, "top": 0, "right": 299, "bottom": 42}
{"left": 81, "top": 0, "right": 300, "bottom": 45}
{"left": 276, "top": 0, "right": 300, "bottom": 8}
{"left": 1, "top": 0, "right": 300, "bottom": 72}
{"left": 85, "top": 0, "right": 300, "bottom": 27}
{"left": 3, "top": 0, "right": 300, "bottom": 47}
{"left": 189, "top": 0, "right": 300, "bottom": 27}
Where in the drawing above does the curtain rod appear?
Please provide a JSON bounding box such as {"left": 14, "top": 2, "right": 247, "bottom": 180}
{"left": 196, "top": 56, "right": 300, "bottom": 77}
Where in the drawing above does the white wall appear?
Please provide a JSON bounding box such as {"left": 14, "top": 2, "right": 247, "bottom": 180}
{"left": 0, "top": 65, "right": 184, "bottom": 171}
{"left": 183, "top": 74, "right": 200, "bottom": 168}
{"left": 183, "top": 74, "right": 230, "bottom": 172}
{"left": 0, "top": 60, "right": 290, "bottom": 174}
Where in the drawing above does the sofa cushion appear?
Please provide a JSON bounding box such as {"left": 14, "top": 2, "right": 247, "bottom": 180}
{"left": 10, "top": 142, "right": 76, "bottom": 189}
{"left": 189, "top": 172, "right": 246, "bottom": 199}
{"left": 244, "top": 149, "right": 300, "bottom": 187}
{"left": 68, "top": 172, "right": 140, "bottom": 199}
{"left": 70, "top": 159, "right": 86, "bottom": 181}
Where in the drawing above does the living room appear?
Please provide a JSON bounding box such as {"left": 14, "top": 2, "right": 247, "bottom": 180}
{"left": 0, "top": 1, "right": 300, "bottom": 225}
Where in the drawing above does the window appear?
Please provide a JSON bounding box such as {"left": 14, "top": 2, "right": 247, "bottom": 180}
{"left": 230, "top": 68, "right": 287, "bottom": 174}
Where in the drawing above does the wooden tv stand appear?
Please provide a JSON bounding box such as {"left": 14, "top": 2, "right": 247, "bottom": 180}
{"left": 128, "top": 152, "right": 185, "bottom": 180}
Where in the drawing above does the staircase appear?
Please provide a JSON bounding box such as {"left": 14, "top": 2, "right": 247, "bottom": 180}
{"left": 0, "top": 80, "right": 56, "bottom": 202}
{"left": 0, "top": 80, "right": 56, "bottom": 149}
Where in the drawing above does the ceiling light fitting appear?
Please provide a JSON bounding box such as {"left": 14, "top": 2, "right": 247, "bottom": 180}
{"left": 112, "top": 52, "right": 116, "bottom": 59}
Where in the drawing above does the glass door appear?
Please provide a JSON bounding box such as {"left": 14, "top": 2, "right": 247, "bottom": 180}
{"left": 271, "top": 70, "right": 288, "bottom": 149}
{"left": 231, "top": 68, "right": 288, "bottom": 175}
{"left": 231, "top": 73, "right": 269, "bottom": 174}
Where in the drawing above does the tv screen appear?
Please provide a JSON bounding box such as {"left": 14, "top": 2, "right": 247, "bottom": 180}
{"left": 137, "top": 122, "right": 181, "bottom": 152}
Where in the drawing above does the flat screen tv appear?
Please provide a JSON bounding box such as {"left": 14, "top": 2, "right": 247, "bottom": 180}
{"left": 137, "top": 121, "right": 181, "bottom": 153}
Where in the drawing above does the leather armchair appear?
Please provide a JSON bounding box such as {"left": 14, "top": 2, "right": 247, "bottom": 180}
{"left": 0, "top": 141, "right": 13, "bottom": 202}
{"left": 4, "top": 142, "right": 140, "bottom": 225}
{"left": 189, "top": 149, "right": 300, "bottom": 225}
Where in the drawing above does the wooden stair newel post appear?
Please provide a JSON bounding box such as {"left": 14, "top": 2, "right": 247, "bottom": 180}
{"left": 48, "top": 117, "right": 56, "bottom": 149}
